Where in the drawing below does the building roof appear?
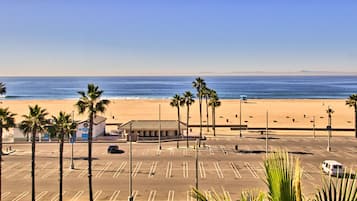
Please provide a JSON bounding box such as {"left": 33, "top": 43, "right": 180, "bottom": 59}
{"left": 119, "top": 120, "right": 186, "bottom": 130}
{"left": 79, "top": 115, "right": 107, "bottom": 125}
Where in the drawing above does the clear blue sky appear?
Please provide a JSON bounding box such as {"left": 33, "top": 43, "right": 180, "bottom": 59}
{"left": 0, "top": 0, "right": 356, "bottom": 76}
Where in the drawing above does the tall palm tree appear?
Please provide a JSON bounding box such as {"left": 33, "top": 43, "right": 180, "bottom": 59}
{"left": 0, "top": 108, "right": 16, "bottom": 198}
{"left": 183, "top": 91, "right": 195, "bottom": 148}
{"left": 202, "top": 87, "right": 211, "bottom": 132}
{"left": 75, "top": 84, "right": 110, "bottom": 201}
{"left": 0, "top": 82, "right": 6, "bottom": 96}
{"left": 170, "top": 94, "right": 184, "bottom": 148}
{"left": 192, "top": 77, "right": 206, "bottom": 146}
{"left": 19, "top": 105, "right": 48, "bottom": 201}
{"left": 346, "top": 94, "right": 357, "bottom": 138}
{"left": 52, "top": 112, "right": 75, "bottom": 201}
{"left": 209, "top": 91, "right": 221, "bottom": 137}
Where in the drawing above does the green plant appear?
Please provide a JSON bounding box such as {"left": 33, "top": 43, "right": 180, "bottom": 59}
{"left": 263, "top": 151, "right": 302, "bottom": 201}
{"left": 313, "top": 169, "right": 357, "bottom": 201}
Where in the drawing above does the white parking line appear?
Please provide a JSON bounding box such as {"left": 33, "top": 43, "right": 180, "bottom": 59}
{"left": 11, "top": 191, "right": 29, "bottom": 201}
{"left": 148, "top": 161, "right": 158, "bottom": 178}
{"left": 1, "top": 192, "right": 11, "bottom": 200}
{"left": 183, "top": 161, "right": 189, "bottom": 178}
{"left": 41, "top": 169, "right": 57, "bottom": 179}
{"left": 36, "top": 191, "right": 48, "bottom": 200}
{"left": 230, "top": 162, "right": 242, "bottom": 178}
{"left": 221, "top": 186, "right": 232, "bottom": 200}
{"left": 109, "top": 190, "right": 120, "bottom": 201}
{"left": 205, "top": 191, "right": 212, "bottom": 199}
{"left": 7, "top": 165, "right": 30, "bottom": 179}
{"left": 166, "top": 161, "right": 172, "bottom": 178}
{"left": 245, "top": 162, "right": 259, "bottom": 178}
{"left": 95, "top": 161, "right": 112, "bottom": 178}
{"left": 214, "top": 162, "right": 224, "bottom": 179}
{"left": 133, "top": 190, "right": 138, "bottom": 200}
{"left": 133, "top": 161, "right": 142, "bottom": 177}
{"left": 3, "top": 162, "right": 20, "bottom": 173}
{"left": 50, "top": 191, "right": 67, "bottom": 201}
{"left": 113, "top": 161, "right": 127, "bottom": 178}
{"left": 94, "top": 190, "right": 103, "bottom": 201}
{"left": 186, "top": 191, "right": 194, "bottom": 201}
{"left": 70, "top": 190, "right": 84, "bottom": 201}
{"left": 199, "top": 162, "right": 206, "bottom": 179}
{"left": 167, "top": 190, "right": 174, "bottom": 201}
{"left": 147, "top": 190, "right": 157, "bottom": 201}
{"left": 78, "top": 168, "right": 87, "bottom": 178}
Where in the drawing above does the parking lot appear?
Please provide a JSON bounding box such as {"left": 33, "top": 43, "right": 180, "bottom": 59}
{"left": 2, "top": 135, "right": 357, "bottom": 201}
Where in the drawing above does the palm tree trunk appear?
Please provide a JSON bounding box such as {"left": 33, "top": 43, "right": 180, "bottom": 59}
{"left": 177, "top": 107, "right": 180, "bottom": 148}
{"left": 0, "top": 128, "right": 3, "bottom": 198}
{"left": 199, "top": 98, "right": 202, "bottom": 147}
{"left": 355, "top": 105, "right": 357, "bottom": 138}
{"left": 88, "top": 114, "right": 94, "bottom": 201}
{"left": 212, "top": 105, "right": 216, "bottom": 136}
{"left": 59, "top": 130, "right": 64, "bottom": 201}
{"left": 186, "top": 106, "right": 190, "bottom": 148}
{"left": 31, "top": 128, "right": 36, "bottom": 201}
{"left": 206, "top": 97, "right": 209, "bottom": 132}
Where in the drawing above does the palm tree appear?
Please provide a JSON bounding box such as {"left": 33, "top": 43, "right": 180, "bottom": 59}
{"left": 170, "top": 94, "right": 184, "bottom": 148}
{"left": 75, "top": 84, "right": 110, "bottom": 201}
{"left": 192, "top": 77, "right": 206, "bottom": 146}
{"left": 202, "top": 87, "right": 211, "bottom": 132}
{"left": 52, "top": 112, "right": 75, "bottom": 201}
{"left": 0, "top": 108, "right": 16, "bottom": 198}
{"left": 183, "top": 91, "right": 195, "bottom": 148}
{"left": 19, "top": 105, "right": 48, "bottom": 201}
{"left": 0, "top": 82, "right": 6, "bottom": 96}
{"left": 208, "top": 91, "right": 221, "bottom": 137}
{"left": 346, "top": 94, "right": 357, "bottom": 138}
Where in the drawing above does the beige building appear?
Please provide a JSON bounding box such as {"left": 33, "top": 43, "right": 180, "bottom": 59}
{"left": 119, "top": 120, "right": 186, "bottom": 142}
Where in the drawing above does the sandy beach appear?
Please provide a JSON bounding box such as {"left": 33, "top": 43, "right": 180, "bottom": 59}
{"left": 1, "top": 98, "right": 354, "bottom": 137}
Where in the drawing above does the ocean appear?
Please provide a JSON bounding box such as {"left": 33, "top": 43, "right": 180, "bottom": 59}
{"left": 1, "top": 76, "right": 357, "bottom": 100}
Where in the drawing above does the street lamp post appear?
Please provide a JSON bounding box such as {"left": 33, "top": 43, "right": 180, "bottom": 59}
{"left": 265, "top": 110, "right": 269, "bottom": 158}
{"left": 128, "top": 123, "right": 133, "bottom": 201}
{"left": 70, "top": 111, "right": 75, "bottom": 170}
{"left": 195, "top": 138, "right": 199, "bottom": 201}
{"left": 326, "top": 106, "right": 334, "bottom": 152}
{"left": 239, "top": 98, "right": 242, "bottom": 138}
{"left": 312, "top": 116, "right": 316, "bottom": 138}
{"left": 158, "top": 104, "right": 161, "bottom": 150}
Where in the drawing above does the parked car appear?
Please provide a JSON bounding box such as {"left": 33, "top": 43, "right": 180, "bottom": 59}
{"left": 321, "top": 160, "right": 344, "bottom": 177}
{"left": 107, "top": 145, "right": 120, "bottom": 153}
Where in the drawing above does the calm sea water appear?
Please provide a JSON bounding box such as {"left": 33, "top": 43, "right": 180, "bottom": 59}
{"left": 1, "top": 76, "right": 357, "bottom": 100}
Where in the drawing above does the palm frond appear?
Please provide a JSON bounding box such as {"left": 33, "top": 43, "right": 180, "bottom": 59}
{"left": 313, "top": 169, "right": 357, "bottom": 201}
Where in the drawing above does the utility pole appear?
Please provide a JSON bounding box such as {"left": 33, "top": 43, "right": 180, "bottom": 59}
{"left": 128, "top": 123, "right": 133, "bottom": 201}
{"left": 158, "top": 104, "right": 161, "bottom": 150}
{"left": 195, "top": 138, "right": 199, "bottom": 201}
{"left": 239, "top": 98, "right": 242, "bottom": 138}
{"left": 313, "top": 116, "right": 316, "bottom": 138}
{"left": 265, "top": 111, "right": 269, "bottom": 158}
{"left": 70, "top": 110, "right": 75, "bottom": 170}
{"left": 327, "top": 106, "right": 334, "bottom": 152}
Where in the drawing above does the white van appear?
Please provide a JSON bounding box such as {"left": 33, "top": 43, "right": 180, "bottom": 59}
{"left": 321, "top": 160, "right": 344, "bottom": 176}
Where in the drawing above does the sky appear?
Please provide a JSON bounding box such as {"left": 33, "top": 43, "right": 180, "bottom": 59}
{"left": 0, "top": 0, "right": 357, "bottom": 76}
